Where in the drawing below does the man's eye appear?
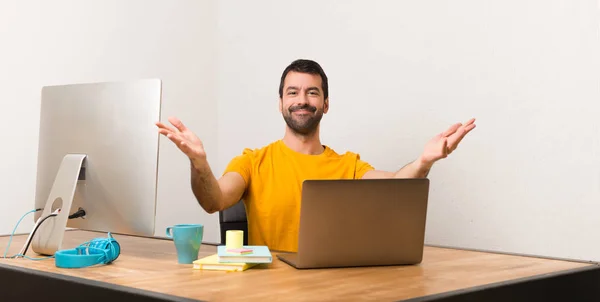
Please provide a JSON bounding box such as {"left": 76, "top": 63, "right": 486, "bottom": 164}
{"left": 288, "top": 91, "right": 297, "bottom": 95}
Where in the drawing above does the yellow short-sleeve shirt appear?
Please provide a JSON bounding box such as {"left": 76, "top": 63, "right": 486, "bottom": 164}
{"left": 223, "top": 140, "right": 374, "bottom": 252}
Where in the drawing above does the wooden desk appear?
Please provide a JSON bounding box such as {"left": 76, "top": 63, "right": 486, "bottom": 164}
{"left": 1, "top": 230, "right": 598, "bottom": 301}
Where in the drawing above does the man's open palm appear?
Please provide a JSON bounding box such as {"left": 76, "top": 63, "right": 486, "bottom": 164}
{"left": 420, "top": 118, "right": 476, "bottom": 165}
{"left": 156, "top": 117, "right": 206, "bottom": 160}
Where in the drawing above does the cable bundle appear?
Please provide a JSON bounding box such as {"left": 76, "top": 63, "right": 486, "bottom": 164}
{"left": 2, "top": 208, "right": 59, "bottom": 260}
{"left": 78, "top": 233, "right": 121, "bottom": 264}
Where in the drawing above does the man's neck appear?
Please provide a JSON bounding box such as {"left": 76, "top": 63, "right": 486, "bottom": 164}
{"left": 282, "top": 127, "right": 324, "bottom": 155}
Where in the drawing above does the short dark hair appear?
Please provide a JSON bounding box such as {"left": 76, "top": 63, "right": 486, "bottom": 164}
{"left": 278, "top": 59, "right": 328, "bottom": 100}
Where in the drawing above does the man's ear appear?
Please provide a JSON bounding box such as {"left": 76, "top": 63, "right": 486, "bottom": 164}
{"left": 324, "top": 98, "right": 329, "bottom": 114}
{"left": 279, "top": 98, "right": 283, "bottom": 113}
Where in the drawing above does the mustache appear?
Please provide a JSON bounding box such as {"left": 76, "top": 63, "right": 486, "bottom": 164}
{"left": 289, "top": 104, "right": 317, "bottom": 113}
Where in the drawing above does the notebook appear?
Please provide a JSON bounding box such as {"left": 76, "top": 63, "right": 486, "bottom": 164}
{"left": 217, "top": 245, "right": 272, "bottom": 263}
{"left": 193, "top": 254, "right": 258, "bottom": 272}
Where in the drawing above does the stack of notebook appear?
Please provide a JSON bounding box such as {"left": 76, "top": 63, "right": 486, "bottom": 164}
{"left": 193, "top": 245, "right": 272, "bottom": 272}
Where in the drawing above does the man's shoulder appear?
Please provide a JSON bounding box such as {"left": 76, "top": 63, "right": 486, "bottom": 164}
{"left": 237, "top": 140, "right": 280, "bottom": 157}
{"left": 324, "top": 145, "right": 362, "bottom": 160}
{"left": 325, "top": 146, "right": 374, "bottom": 176}
{"left": 224, "top": 141, "right": 280, "bottom": 173}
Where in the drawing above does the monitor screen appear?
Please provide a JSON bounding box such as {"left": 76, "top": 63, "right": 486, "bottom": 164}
{"left": 31, "top": 79, "right": 162, "bottom": 255}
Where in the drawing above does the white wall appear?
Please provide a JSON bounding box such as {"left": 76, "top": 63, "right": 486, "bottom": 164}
{"left": 0, "top": 0, "right": 221, "bottom": 243}
{"left": 216, "top": 0, "right": 600, "bottom": 262}
{"left": 3, "top": 0, "right": 600, "bottom": 262}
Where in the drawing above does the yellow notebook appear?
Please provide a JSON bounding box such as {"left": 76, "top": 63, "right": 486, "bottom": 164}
{"left": 193, "top": 254, "right": 258, "bottom": 272}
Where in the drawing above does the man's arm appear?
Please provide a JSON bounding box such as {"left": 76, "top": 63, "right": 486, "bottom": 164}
{"left": 190, "top": 158, "right": 246, "bottom": 214}
{"left": 361, "top": 118, "right": 476, "bottom": 179}
{"left": 362, "top": 157, "right": 432, "bottom": 179}
{"left": 155, "top": 116, "right": 247, "bottom": 214}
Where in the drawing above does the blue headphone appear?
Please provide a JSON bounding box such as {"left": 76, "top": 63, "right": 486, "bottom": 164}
{"left": 54, "top": 233, "right": 121, "bottom": 268}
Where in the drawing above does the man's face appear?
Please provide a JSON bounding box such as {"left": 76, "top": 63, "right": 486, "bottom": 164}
{"left": 279, "top": 71, "right": 329, "bottom": 135}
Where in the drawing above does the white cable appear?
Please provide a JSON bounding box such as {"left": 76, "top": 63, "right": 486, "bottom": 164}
{"left": 16, "top": 208, "right": 61, "bottom": 258}
{"left": 17, "top": 217, "right": 43, "bottom": 256}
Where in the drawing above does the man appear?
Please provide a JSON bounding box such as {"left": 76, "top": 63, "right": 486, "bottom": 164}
{"left": 156, "top": 59, "right": 476, "bottom": 252}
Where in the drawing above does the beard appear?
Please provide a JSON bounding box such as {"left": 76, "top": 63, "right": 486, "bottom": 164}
{"left": 282, "top": 103, "right": 324, "bottom": 135}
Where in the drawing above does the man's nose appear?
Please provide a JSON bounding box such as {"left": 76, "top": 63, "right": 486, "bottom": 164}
{"left": 298, "top": 91, "right": 309, "bottom": 104}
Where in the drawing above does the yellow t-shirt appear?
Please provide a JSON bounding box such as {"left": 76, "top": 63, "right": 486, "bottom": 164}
{"left": 222, "top": 140, "right": 374, "bottom": 252}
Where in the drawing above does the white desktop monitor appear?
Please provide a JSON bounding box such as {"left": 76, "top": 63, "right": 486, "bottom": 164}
{"left": 31, "top": 79, "right": 162, "bottom": 255}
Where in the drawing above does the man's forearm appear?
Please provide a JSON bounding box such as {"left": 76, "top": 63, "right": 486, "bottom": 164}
{"left": 190, "top": 158, "right": 223, "bottom": 213}
{"left": 393, "top": 157, "right": 433, "bottom": 178}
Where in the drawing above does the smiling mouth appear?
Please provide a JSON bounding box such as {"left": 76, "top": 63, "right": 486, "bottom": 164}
{"left": 293, "top": 110, "right": 313, "bottom": 114}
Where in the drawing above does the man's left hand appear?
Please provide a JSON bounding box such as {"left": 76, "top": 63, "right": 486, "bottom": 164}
{"left": 418, "top": 118, "right": 476, "bottom": 167}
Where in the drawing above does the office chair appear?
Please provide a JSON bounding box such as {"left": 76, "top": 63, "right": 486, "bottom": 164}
{"left": 218, "top": 200, "right": 249, "bottom": 245}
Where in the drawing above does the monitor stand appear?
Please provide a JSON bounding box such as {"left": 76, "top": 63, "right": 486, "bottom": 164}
{"left": 31, "top": 154, "right": 87, "bottom": 256}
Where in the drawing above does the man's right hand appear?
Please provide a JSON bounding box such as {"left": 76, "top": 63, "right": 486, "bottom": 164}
{"left": 156, "top": 116, "right": 246, "bottom": 214}
{"left": 156, "top": 117, "right": 207, "bottom": 166}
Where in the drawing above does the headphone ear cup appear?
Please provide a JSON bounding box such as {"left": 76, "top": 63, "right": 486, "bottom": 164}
{"left": 106, "top": 239, "right": 120, "bottom": 263}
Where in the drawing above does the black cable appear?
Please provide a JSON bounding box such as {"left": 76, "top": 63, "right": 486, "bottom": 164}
{"left": 19, "top": 207, "right": 86, "bottom": 257}
{"left": 22, "top": 213, "right": 58, "bottom": 256}
{"left": 68, "top": 208, "right": 86, "bottom": 219}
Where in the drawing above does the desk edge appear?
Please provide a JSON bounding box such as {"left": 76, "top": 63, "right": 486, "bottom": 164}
{"left": 0, "top": 262, "right": 204, "bottom": 302}
{"left": 399, "top": 263, "right": 600, "bottom": 302}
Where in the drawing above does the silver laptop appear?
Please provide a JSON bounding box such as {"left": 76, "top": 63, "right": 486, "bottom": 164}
{"left": 277, "top": 178, "right": 430, "bottom": 269}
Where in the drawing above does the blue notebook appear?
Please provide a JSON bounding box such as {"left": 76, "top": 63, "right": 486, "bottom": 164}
{"left": 217, "top": 245, "right": 272, "bottom": 263}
